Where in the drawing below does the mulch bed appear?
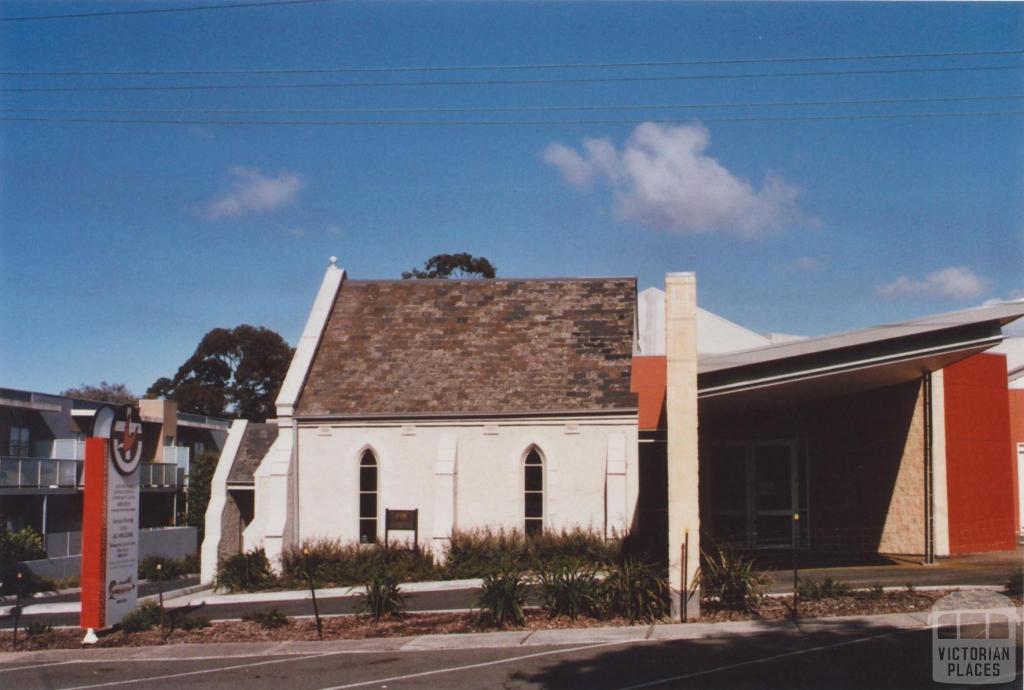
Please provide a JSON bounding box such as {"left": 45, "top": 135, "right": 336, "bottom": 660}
{"left": 699, "top": 589, "right": 1003, "bottom": 622}
{"left": 3, "top": 589, "right": 1019, "bottom": 651}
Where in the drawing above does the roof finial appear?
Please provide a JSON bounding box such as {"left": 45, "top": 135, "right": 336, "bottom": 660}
{"left": 329, "top": 256, "right": 338, "bottom": 267}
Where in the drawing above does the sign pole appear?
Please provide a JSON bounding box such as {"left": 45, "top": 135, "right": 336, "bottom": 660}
{"left": 80, "top": 405, "right": 143, "bottom": 644}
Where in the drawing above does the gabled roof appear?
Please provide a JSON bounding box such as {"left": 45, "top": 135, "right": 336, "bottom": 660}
{"left": 634, "top": 287, "right": 773, "bottom": 356}
{"left": 295, "top": 277, "right": 638, "bottom": 418}
{"left": 227, "top": 422, "right": 278, "bottom": 485}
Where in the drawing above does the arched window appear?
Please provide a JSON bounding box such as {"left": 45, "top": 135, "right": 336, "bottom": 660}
{"left": 524, "top": 449, "right": 543, "bottom": 537}
{"left": 359, "top": 450, "right": 378, "bottom": 543}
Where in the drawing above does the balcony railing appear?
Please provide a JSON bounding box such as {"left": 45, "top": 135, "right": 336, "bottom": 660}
{"left": 0, "top": 457, "right": 81, "bottom": 488}
{"left": 0, "top": 457, "right": 180, "bottom": 489}
{"left": 139, "top": 462, "right": 179, "bottom": 488}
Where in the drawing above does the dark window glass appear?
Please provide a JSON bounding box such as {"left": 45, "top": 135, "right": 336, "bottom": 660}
{"left": 525, "top": 492, "right": 543, "bottom": 518}
{"left": 360, "top": 492, "right": 377, "bottom": 517}
{"left": 710, "top": 445, "right": 746, "bottom": 512}
{"left": 524, "top": 449, "right": 543, "bottom": 534}
{"left": 359, "top": 466, "right": 376, "bottom": 492}
{"left": 359, "top": 450, "right": 378, "bottom": 543}
{"left": 754, "top": 445, "right": 792, "bottom": 511}
{"left": 359, "top": 519, "right": 377, "bottom": 544}
{"left": 524, "top": 466, "right": 542, "bottom": 491}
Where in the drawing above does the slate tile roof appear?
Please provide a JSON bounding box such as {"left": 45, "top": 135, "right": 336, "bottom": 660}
{"left": 295, "top": 278, "right": 638, "bottom": 417}
{"left": 227, "top": 422, "right": 278, "bottom": 484}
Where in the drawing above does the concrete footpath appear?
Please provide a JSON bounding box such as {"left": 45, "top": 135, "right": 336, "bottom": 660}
{"left": 0, "top": 610, "right": 937, "bottom": 666}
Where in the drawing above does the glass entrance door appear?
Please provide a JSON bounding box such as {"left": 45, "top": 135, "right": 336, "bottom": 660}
{"left": 709, "top": 440, "right": 804, "bottom": 548}
{"left": 752, "top": 442, "right": 797, "bottom": 547}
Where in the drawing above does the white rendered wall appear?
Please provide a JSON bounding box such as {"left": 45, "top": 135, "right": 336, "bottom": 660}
{"left": 292, "top": 416, "right": 639, "bottom": 553}
{"left": 200, "top": 419, "right": 248, "bottom": 584}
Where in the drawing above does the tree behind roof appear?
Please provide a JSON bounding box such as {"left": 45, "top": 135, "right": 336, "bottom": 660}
{"left": 402, "top": 253, "right": 497, "bottom": 279}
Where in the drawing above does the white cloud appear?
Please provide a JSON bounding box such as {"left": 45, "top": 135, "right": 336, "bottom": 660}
{"left": 781, "top": 255, "right": 829, "bottom": 274}
{"left": 325, "top": 223, "right": 343, "bottom": 236}
{"left": 982, "top": 289, "right": 1024, "bottom": 306}
{"left": 199, "top": 166, "right": 303, "bottom": 220}
{"left": 286, "top": 227, "right": 305, "bottom": 238}
{"left": 876, "top": 266, "right": 989, "bottom": 301}
{"left": 543, "top": 122, "right": 804, "bottom": 237}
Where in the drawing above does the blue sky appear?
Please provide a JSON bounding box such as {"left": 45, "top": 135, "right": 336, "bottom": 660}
{"left": 1, "top": 1, "right": 1022, "bottom": 398}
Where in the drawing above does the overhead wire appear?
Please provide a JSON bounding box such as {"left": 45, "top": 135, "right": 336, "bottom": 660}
{"left": 2, "top": 94, "right": 1022, "bottom": 115}
{"left": 0, "top": 0, "right": 342, "bottom": 23}
{"left": 3, "top": 110, "right": 1023, "bottom": 127}
{"left": 3, "top": 64, "right": 1022, "bottom": 93}
{"left": 2, "top": 48, "right": 1022, "bottom": 76}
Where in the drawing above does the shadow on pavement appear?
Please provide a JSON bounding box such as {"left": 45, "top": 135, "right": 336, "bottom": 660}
{"left": 509, "top": 618, "right": 1024, "bottom": 690}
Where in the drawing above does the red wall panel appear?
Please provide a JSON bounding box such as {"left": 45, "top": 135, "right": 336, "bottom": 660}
{"left": 631, "top": 356, "right": 666, "bottom": 431}
{"left": 944, "top": 353, "right": 1016, "bottom": 554}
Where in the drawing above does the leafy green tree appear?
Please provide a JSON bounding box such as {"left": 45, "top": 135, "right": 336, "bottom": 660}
{"left": 146, "top": 325, "right": 293, "bottom": 421}
{"left": 402, "top": 253, "right": 497, "bottom": 279}
{"left": 184, "top": 451, "right": 218, "bottom": 538}
{"left": 61, "top": 381, "right": 137, "bottom": 405}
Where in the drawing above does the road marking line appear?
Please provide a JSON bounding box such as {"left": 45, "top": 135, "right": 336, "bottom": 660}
{"left": 0, "top": 660, "right": 80, "bottom": 674}
{"left": 55, "top": 651, "right": 346, "bottom": 690}
{"left": 0, "top": 649, "right": 386, "bottom": 674}
{"left": 316, "top": 639, "right": 645, "bottom": 690}
{"left": 613, "top": 627, "right": 921, "bottom": 690}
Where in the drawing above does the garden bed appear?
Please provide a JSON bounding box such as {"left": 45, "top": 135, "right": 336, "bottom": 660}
{"left": 701, "top": 588, "right": 1023, "bottom": 622}
{"left": 5, "top": 588, "right": 1016, "bottom": 652}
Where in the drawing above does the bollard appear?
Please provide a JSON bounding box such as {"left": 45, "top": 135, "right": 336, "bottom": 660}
{"left": 304, "top": 548, "right": 323, "bottom": 640}
{"left": 12, "top": 572, "right": 22, "bottom": 649}
{"left": 792, "top": 513, "right": 800, "bottom": 620}
{"left": 156, "top": 563, "right": 165, "bottom": 633}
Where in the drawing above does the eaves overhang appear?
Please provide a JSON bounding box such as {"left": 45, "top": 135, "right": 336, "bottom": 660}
{"left": 697, "top": 302, "right": 1024, "bottom": 414}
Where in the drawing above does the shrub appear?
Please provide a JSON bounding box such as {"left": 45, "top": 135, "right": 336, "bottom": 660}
{"left": 477, "top": 569, "right": 528, "bottom": 628}
{"left": 356, "top": 573, "right": 407, "bottom": 622}
{"left": 0, "top": 526, "right": 46, "bottom": 562}
{"left": 1005, "top": 568, "right": 1023, "bottom": 597}
{"left": 215, "top": 548, "right": 274, "bottom": 592}
{"left": 867, "top": 583, "right": 886, "bottom": 599}
{"left": 445, "top": 528, "right": 528, "bottom": 579}
{"left": 120, "top": 602, "right": 162, "bottom": 633}
{"left": 538, "top": 560, "right": 601, "bottom": 622}
{"left": 0, "top": 566, "right": 56, "bottom": 597}
{"left": 281, "top": 540, "right": 438, "bottom": 586}
{"left": 601, "top": 559, "right": 671, "bottom": 623}
{"left": 178, "top": 615, "right": 211, "bottom": 631}
{"left": 242, "top": 608, "right": 288, "bottom": 629}
{"left": 25, "top": 621, "right": 52, "bottom": 637}
{"left": 138, "top": 554, "right": 199, "bottom": 580}
{"left": 700, "top": 545, "right": 766, "bottom": 611}
{"left": 700, "top": 544, "right": 765, "bottom": 606}
{"left": 527, "top": 528, "right": 621, "bottom": 569}
{"left": 797, "top": 577, "right": 852, "bottom": 600}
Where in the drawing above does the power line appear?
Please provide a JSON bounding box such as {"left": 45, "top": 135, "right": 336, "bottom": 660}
{"left": 2, "top": 48, "right": 1022, "bottom": 76}
{"left": 2, "top": 110, "right": 1022, "bottom": 127}
{"left": 3, "top": 64, "right": 1022, "bottom": 93}
{"left": 0, "top": 0, "right": 341, "bottom": 23}
{"left": 2, "top": 94, "right": 1022, "bottom": 115}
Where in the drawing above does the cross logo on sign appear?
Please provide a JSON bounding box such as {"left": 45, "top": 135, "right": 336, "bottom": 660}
{"left": 110, "top": 406, "right": 143, "bottom": 475}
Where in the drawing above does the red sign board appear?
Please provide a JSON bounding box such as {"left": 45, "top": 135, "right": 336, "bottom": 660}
{"left": 81, "top": 405, "right": 142, "bottom": 635}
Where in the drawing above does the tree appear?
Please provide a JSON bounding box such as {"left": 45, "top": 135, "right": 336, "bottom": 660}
{"left": 402, "top": 253, "right": 497, "bottom": 279}
{"left": 146, "top": 325, "right": 294, "bottom": 422}
{"left": 184, "top": 451, "right": 218, "bottom": 539}
{"left": 61, "top": 381, "right": 137, "bottom": 405}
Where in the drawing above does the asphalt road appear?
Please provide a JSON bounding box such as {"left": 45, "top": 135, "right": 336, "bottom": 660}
{"left": 1, "top": 623, "right": 1021, "bottom": 689}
